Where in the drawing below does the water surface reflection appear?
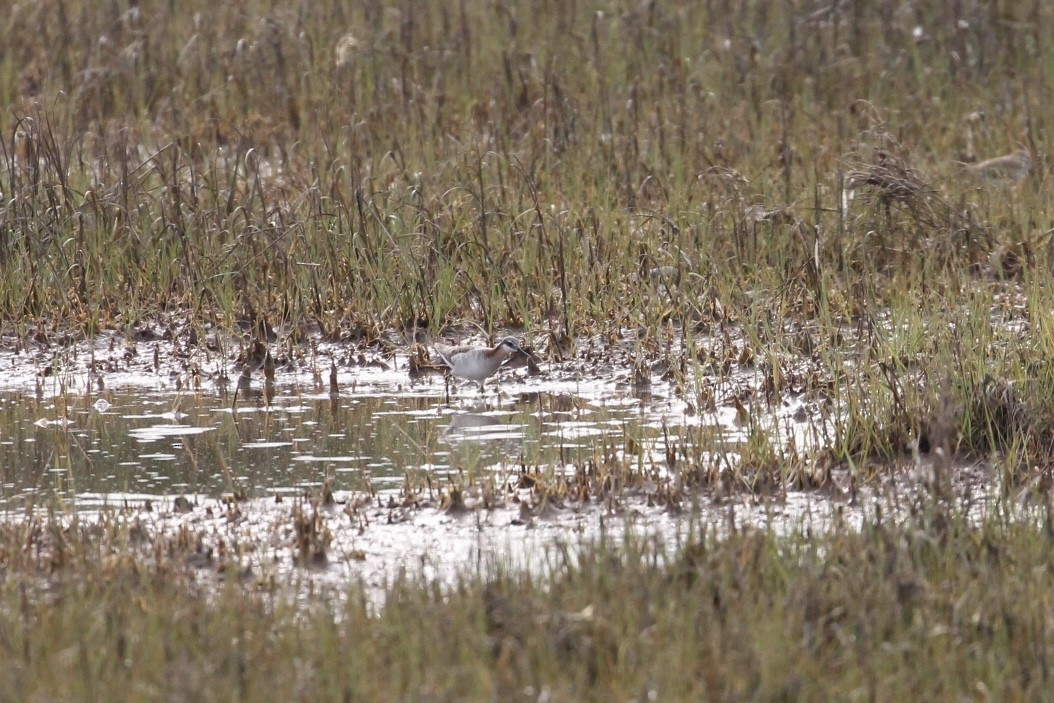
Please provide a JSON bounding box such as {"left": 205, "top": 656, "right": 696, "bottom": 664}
{"left": 0, "top": 386, "right": 700, "bottom": 510}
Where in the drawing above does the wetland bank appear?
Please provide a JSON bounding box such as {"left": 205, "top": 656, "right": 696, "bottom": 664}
{"left": 3, "top": 0, "right": 1054, "bottom": 699}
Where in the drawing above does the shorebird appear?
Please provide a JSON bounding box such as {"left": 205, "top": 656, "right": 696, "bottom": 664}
{"left": 960, "top": 149, "right": 1032, "bottom": 184}
{"left": 433, "top": 336, "right": 534, "bottom": 391}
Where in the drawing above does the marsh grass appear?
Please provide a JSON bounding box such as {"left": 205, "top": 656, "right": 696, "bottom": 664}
{"left": 1, "top": 2, "right": 1047, "bottom": 344}
{"left": 1, "top": 492, "right": 1053, "bottom": 701}
{"left": 4, "top": 0, "right": 1054, "bottom": 695}
{"left": 0, "top": 20, "right": 1045, "bottom": 327}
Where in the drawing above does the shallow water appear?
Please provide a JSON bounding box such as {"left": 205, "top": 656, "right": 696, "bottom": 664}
{"left": 0, "top": 366, "right": 728, "bottom": 512}
{"left": 0, "top": 342, "right": 870, "bottom": 603}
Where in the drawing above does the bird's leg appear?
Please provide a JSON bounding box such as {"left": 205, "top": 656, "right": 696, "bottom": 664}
{"left": 483, "top": 379, "right": 497, "bottom": 409}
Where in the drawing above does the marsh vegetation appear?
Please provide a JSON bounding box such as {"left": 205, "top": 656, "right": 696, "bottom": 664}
{"left": 2, "top": 0, "right": 1054, "bottom": 698}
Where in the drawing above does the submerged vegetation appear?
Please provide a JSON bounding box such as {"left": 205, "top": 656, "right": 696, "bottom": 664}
{"left": 2, "top": 0, "right": 1054, "bottom": 697}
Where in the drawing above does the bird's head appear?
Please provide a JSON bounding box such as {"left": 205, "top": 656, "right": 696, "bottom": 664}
{"left": 498, "top": 336, "right": 535, "bottom": 360}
